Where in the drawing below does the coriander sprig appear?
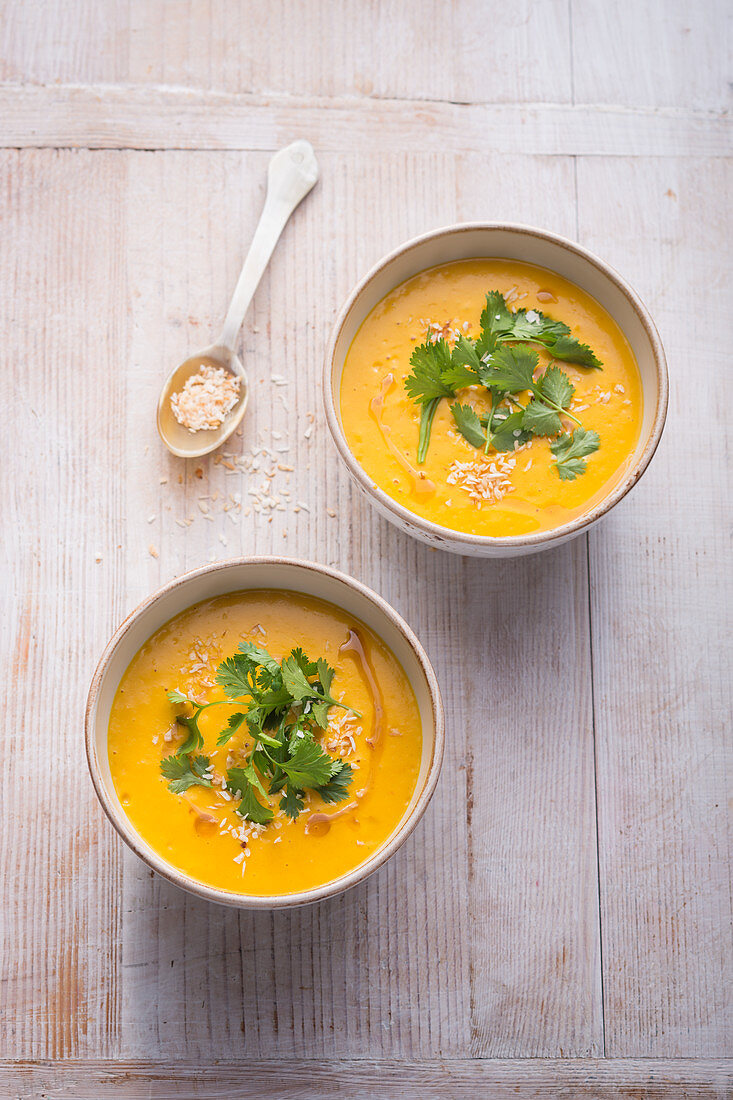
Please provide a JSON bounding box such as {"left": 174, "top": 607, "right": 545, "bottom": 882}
{"left": 160, "top": 753, "right": 212, "bottom": 794}
{"left": 161, "top": 641, "right": 359, "bottom": 825}
{"left": 404, "top": 291, "right": 603, "bottom": 479}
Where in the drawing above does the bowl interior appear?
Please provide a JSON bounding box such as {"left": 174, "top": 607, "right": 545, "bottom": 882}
{"left": 88, "top": 559, "right": 441, "bottom": 907}
{"left": 328, "top": 224, "right": 665, "bottom": 538}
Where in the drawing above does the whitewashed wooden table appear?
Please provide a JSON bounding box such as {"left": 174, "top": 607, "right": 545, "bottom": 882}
{"left": 1, "top": 2, "right": 730, "bottom": 1096}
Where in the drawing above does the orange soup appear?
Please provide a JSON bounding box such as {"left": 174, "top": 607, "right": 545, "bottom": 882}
{"left": 108, "top": 590, "right": 423, "bottom": 896}
{"left": 340, "top": 259, "right": 643, "bottom": 537}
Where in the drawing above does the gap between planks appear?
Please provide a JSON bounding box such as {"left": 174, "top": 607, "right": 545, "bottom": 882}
{"left": 0, "top": 84, "right": 729, "bottom": 156}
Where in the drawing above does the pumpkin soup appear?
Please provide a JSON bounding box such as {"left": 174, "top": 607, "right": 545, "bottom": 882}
{"left": 108, "top": 590, "right": 423, "bottom": 896}
{"left": 340, "top": 259, "right": 643, "bottom": 537}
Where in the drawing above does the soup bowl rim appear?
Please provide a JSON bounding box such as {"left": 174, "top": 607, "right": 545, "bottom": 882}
{"left": 85, "top": 556, "right": 445, "bottom": 909}
{"left": 323, "top": 220, "right": 669, "bottom": 554}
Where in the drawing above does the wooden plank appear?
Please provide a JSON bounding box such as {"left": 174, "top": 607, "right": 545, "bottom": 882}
{"left": 577, "top": 156, "right": 733, "bottom": 1056}
{"left": 0, "top": 149, "right": 126, "bottom": 1058}
{"left": 2, "top": 1058, "right": 732, "bottom": 1098}
{"left": 4, "top": 0, "right": 726, "bottom": 112}
{"left": 456, "top": 154, "right": 603, "bottom": 1057}
{"left": 572, "top": 0, "right": 731, "bottom": 110}
{"left": 0, "top": 0, "right": 569, "bottom": 104}
{"left": 0, "top": 85, "right": 728, "bottom": 157}
{"left": 461, "top": 543, "right": 603, "bottom": 1058}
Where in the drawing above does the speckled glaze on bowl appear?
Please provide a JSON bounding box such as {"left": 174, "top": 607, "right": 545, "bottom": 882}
{"left": 85, "top": 558, "right": 444, "bottom": 909}
{"left": 324, "top": 223, "right": 668, "bottom": 557}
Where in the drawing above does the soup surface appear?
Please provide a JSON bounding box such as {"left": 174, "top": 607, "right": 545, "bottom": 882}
{"left": 108, "top": 590, "right": 423, "bottom": 896}
{"left": 340, "top": 259, "right": 643, "bottom": 537}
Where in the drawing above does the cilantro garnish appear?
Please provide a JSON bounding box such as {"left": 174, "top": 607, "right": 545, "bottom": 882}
{"left": 403, "top": 291, "right": 603, "bottom": 477}
{"left": 550, "top": 427, "right": 601, "bottom": 480}
{"left": 160, "top": 753, "right": 213, "bottom": 794}
{"left": 161, "top": 641, "right": 360, "bottom": 825}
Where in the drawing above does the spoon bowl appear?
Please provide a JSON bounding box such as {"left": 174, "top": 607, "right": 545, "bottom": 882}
{"left": 156, "top": 344, "right": 249, "bottom": 459}
{"left": 156, "top": 139, "right": 319, "bottom": 459}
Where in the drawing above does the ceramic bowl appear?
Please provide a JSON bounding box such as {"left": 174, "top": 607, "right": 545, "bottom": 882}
{"left": 324, "top": 222, "right": 668, "bottom": 557}
{"left": 85, "top": 557, "right": 444, "bottom": 909}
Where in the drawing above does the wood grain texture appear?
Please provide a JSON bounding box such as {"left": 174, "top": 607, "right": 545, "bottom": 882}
{"left": 577, "top": 156, "right": 733, "bottom": 1057}
{"left": 3, "top": 0, "right": 727, "bottom": 110}
{"left": 0, "top": 148, "right": 126, "bottom": 1061}
{"left": 0, "top": 0, "right": 569, "bottom": 102}
{"left": 456, "top": 157, "right": 603, "bottom": 1058}
{"left": 0, "top": 0, "right": 730, "bottom": 1084}
{"left": 2, "top": 1058, "right": 732, "bottom": 1098}
{"left": 571, "top": 0, "right": 732, "bottom": 110}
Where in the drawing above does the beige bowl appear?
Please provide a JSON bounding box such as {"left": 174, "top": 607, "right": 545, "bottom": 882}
{"left": 86, "top": 558, "right": 444, "bottom": 909}
{"left": 324, "top": 223, "right": 668, "bottom": 557}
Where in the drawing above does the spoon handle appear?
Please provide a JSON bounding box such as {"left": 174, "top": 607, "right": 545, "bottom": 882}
{"left": 218, "top": 140, "right": 319, "bottom": 349}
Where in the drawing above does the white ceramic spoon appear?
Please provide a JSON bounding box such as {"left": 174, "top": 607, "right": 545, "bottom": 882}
{"left": 157, "top": 139, "right": 319, "bottom": 458}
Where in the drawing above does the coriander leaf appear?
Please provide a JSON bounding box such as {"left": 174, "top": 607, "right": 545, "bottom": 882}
{"left": 289, "top": 647, "right": 318, "bottom": 678}
{"left": 237, "top": 639, "right": 280, "bottom": 674}
{"left": 160, "top": 753, "right": 212, "bottom": 794}
{"left": 316, "top": 760, "right": 354, "bottom": 805}
{"left": 482, "top": 345, "right": 538, "bottom": 394}
{"left": 316, "top": 657, "right": 335, "bottom": 696}
{"left": 487, "top": 409, "right": 532, "bottom": 452}
{"left": 404, "top": 339, "right": 455, "bottom": 403}
{"left": 216, "top": 653, "right": 254, "bottom": 699}
{"left": 255, "top": 743, "right": 280, "bottom": 778}
{"left": 279, "top": 784, "right": 305, "bottom": 822}
{"left": 175, "top": 714, "right": 204, "bottom": 756}
{"left": 268, "top": 773, "right": 287, "bottom": 795}
{"left": 550, "top": 427, "right": 600, "bottom": 479}
{"left": 228, "top": 763, "right": 268, "bottom": 800}
{"left": 217, "top": 710, "right": 248, "bottom": 747}
{"left": 281, "top": 735, "right": 335, "bottom": 789}
{"left": 416, "top": 397, "right": 440, "bottom": 464}
{"left": 545, "top": 334, "right": 602, "bottom": 369}
{"left": 310, "top": 701, "right": 331, "bottom": 729}
{"left": 551, "top": 427, "right": 601, "bottom": 461}
{"left": 281, "top": 655, "right": 315, "bottom": 701}
{"left": 538, "top": 364, "right": 575, "bottom": 410}
{"left": 556, "top": 458, "right": 588, "bottom": 480}
{"left": 244, "top": 712, "right": 282, "bottom": 749}
{"left": 442, "top": 335, "right": 482, "bottom": 389}
{"left": 234, "top": 781, "right": 273, "bottom": 825}
{"left": 450, "top": 402, "right": 487, "bottom": 449}
{"left": 521, "top": 399, "right": 563, "bottom": 437}
{"left": 477, "top": 291, "right": 513, "bottom": 356}
{"left": 442, "top": 362, "right": 481, "bottom": 391}
{"left": 507, "top": 308, "right": 570, "bottom": 343}
{"left": 167, "top": 688, "right": 191, "bottom": 705}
